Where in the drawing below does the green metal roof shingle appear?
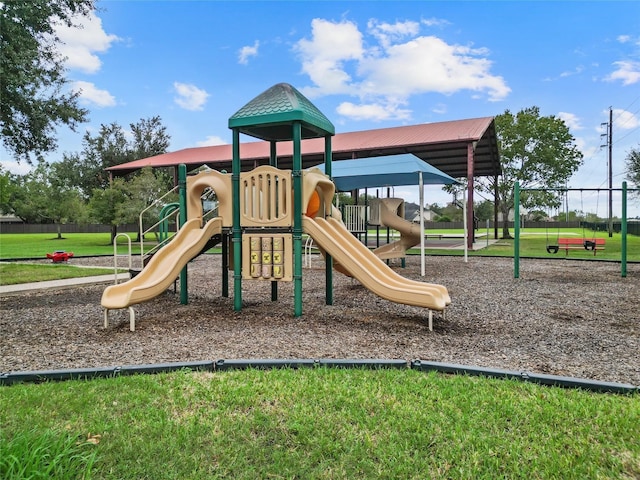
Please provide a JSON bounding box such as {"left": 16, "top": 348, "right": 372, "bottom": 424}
{"left": 228, "top": 83, "right": 335, "bottom": 141}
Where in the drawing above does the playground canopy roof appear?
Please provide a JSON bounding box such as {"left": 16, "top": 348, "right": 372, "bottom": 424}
{"left": 106, "top": 117, "right": 500, "bottom": 180}
{"left": 313, "top": 154, "right": 460, "bottom": 191}
{"left": 228, "top": 83, "right": 334, "bottom": 141}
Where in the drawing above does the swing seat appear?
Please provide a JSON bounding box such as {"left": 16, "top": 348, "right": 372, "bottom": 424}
{"left": 557, "top": 238, "right": 605, "bottom": 256}
{"left": 546, "top": 245, "right": 559, "bottom": 254}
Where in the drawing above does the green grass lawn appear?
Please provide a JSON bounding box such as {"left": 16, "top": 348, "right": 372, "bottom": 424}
{"left": 410, "top": 228, "right": 640, "bottom": 261}
{"left": 0, "top": 232, "right": 146, "bottom": 259}
{"left": 1, "top": 368, "right": 638, "bottom": 479}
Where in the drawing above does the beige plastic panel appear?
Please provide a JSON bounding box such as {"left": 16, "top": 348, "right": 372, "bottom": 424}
{"left": 241, "top": 233, "right": 293, "bottom": 281}
{"left": 186, "top": 170, "right": 233, "bottom": 227}
{"left": 240, "top": 166, "right": 292, "bottom": 227}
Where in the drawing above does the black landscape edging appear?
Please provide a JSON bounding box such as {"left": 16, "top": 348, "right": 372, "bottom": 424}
{"left": 1, "top": 359, "right": 638, "bottom": 394}
{"left": 410, "top": 360, "right": 639, "bottom": 394}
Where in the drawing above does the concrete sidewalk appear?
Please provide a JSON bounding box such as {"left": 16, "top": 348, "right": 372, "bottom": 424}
{"left": 0, "top": 273, "right": 130, "bottom": 295}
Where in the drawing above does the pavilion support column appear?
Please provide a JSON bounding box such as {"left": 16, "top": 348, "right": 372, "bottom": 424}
{"left": 494, "top": 173, "right": 499, "bottom": 239}
{"left": 466, "top": 142, "right": 475, "bottom": 249}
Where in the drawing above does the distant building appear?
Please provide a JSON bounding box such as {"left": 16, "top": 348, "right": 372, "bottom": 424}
{"left": 411, "top": 210, "right": 437, "bottom": 223}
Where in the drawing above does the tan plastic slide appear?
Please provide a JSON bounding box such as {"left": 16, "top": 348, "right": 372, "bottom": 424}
{"left": 101, "top": 217, "right": 223, "bottom": 310}
{"left": 303, "top": 215, "right": 450, "bottom": 311}
{"left": 373, "top": 198, "right": 422, "bottom": 260}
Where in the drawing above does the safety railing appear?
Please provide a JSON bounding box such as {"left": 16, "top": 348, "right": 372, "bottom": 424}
{"left": 139, "top": 185, "right": 179, "bottom": 268}
{"left": 113, "top": 233, "right": 132, "bottom": 284}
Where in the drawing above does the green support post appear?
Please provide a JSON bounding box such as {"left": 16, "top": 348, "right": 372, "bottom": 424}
{"left": 293, "top": 122, "right": 303, "bottom": 317}
{"left": 178, "top": 164, "right": 188, "bottom": 304}
{"left": 232, "top": 129, "right": 243, "bottom": 311}
{"left": 324, "top": 135, "right": 333, "bottom": 305}
{"left": 514, "top": 182, "right": 520, "bottom": 279}
{"left": 221, "top": 233, "right": 228, "bottom": 297}
{"left": 270, "top": 140, "right": 278, "bottom": 301}
{"left": 622, "top": 181, "right": 627, "bottom": 278}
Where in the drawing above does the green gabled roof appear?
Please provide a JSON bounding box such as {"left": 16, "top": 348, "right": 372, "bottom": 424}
{"left": 228, "top": 83, "right": 335, "bottom": 141}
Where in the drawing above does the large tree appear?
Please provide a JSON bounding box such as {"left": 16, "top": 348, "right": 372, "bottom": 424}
{"left": 7, "top": 161, "right": 87, "bottom": 237}
{"left": 0, "top": 0, "right": 95, "bottom": 163}
{"left": 61, "top": 116, "right": 170, "bottom": 199}
{"left": 625, "top": 145, "right": 640, "bottom": 194}
{"left": 479, "top": 107, "right": 583, "bottom": 238}
{"left": 88, "top": 167, "right": 175, "bottom": 243}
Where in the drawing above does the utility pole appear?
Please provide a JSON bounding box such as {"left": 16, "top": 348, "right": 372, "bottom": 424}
{"left": 600, "top": 107, "right": 613, "bottom": 237}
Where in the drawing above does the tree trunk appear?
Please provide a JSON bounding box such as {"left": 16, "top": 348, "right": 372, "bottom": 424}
{"left": 56, "top": 224, "right": 62, "bottom": 240}
{"left": 501, "top": 205, "right": 512, "bottom": 239}
{"left": 110, "top": 224, "right": 118, "bottom": 245}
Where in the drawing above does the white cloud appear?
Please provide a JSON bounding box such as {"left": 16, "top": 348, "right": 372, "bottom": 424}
{"left": 421, "top": 17, "right": 451, "bottom": 28}
{"left": 238, "top": 41, "right": 260, "bottom": 65}
{"left": 557, "top": 112, "right": 583, "bottom": 131}
{"left": 295, "top": 18, "right": 510, "bottom": 121}
{"left": 72, "top": 81, "right": 116, "bottom": 107}
{"left": 358, "top": 36, "right": 510, "bottom": 101}
{"left": 612, "top": 109, "right": 640, "bottom": 130}
{"left": 173, "top": 82, "right": 210, "bottom": 111}
{"left": 295, "top": 18, "right": 364, "bottom": 97}
{"left": 54, "top": 11, "right": 120, "bottom": 74}
{"left": 559, "top": 66, "right": 584, "bottom": 78}
{"left": 0, "top": 160, "right": 32, "bottom": 176}
{"left": 605, "top": 60, "right": 640, "bottom": 85}
{"left": 367, "top": 19, "right": 420, "bottom": 49}
{"left": 336, "top": 101, "right": 411, "bottom": 121}
{"left": 195, "top": 135, "right": 227, "bottom": 147}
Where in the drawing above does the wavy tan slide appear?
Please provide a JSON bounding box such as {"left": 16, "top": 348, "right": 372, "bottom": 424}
{"left": 303, "top": 215, "right": 450, "bottom": 312}
{"left": 101, "top": 217, "right": 223, "bottom": 311}
{"left": 373, "top": 198, "right": 422, "bottom": 260}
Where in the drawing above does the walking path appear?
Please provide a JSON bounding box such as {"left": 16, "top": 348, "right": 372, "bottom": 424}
{"left": 0, "top": 273, "right": 130, "bottom": 295}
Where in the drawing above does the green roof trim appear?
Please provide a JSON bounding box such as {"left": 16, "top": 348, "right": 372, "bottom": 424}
{"left": 228, "top": 83, "right": 335, "bottom": 141}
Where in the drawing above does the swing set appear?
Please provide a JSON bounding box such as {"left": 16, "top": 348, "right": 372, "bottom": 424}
{"left": 544, "top": 189, "right": 605, "bottom": 256}
{"left": 513, "top": 181, "right": 637, "bottom": 279}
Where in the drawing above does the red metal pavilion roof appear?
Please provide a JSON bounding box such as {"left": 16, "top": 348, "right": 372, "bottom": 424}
{"left": 107, "top": 116, "right": 500, "bottom": 179}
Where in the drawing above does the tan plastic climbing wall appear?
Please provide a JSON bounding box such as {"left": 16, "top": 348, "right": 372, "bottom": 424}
{"left": 240, "top": 166, "right": 292, "bottom": 227}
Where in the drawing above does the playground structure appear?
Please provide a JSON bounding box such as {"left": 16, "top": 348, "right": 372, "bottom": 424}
{"left": 102, "top": 83, "right": 450, "bottom": 331}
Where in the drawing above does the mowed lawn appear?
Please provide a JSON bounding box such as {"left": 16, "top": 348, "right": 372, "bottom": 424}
{"left": 1, "top": 369, "right": 638, "bottom": 479}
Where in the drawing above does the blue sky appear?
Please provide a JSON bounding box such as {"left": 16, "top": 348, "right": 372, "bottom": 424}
{"left": 3, "top": 1, "right": 640, "bottom": 215}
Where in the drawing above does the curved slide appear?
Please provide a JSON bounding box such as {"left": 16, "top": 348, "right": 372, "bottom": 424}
{"left": 303, "top": 215, "right": 450, "bottom": 311}
{"left": 373, "top": 198, "right": 422, "bottom": 260}
{"left": 101, "top": 217, "right": 223, "bottom": 310}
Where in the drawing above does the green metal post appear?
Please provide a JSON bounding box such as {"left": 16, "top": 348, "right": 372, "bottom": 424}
{"left": 232, "top": 129, "right": 243, "bottom": 311}
{"left": 178, "top": 164, "right": 188, "bottom": 304}
{"left": 221, "top": 233, "right": 228, "bottom": 297}
{"left": 270, "top": 140, "right": 278, "bottom": 301}
{"left": 514, "top": 182, "right": 520, "bottom": 279}
{"left": 622, "top": 181, "right": 627, "bottom": 278}
{"left": 293, "top": 122, "right": 303, "bottom": 316}
{"left": 324, "top": 135, "right": 333, "bottom": 305}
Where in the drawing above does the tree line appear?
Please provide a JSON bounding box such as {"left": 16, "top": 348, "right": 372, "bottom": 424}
{"left": 0, "top": 116, "right": 174, "bottom": 241}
